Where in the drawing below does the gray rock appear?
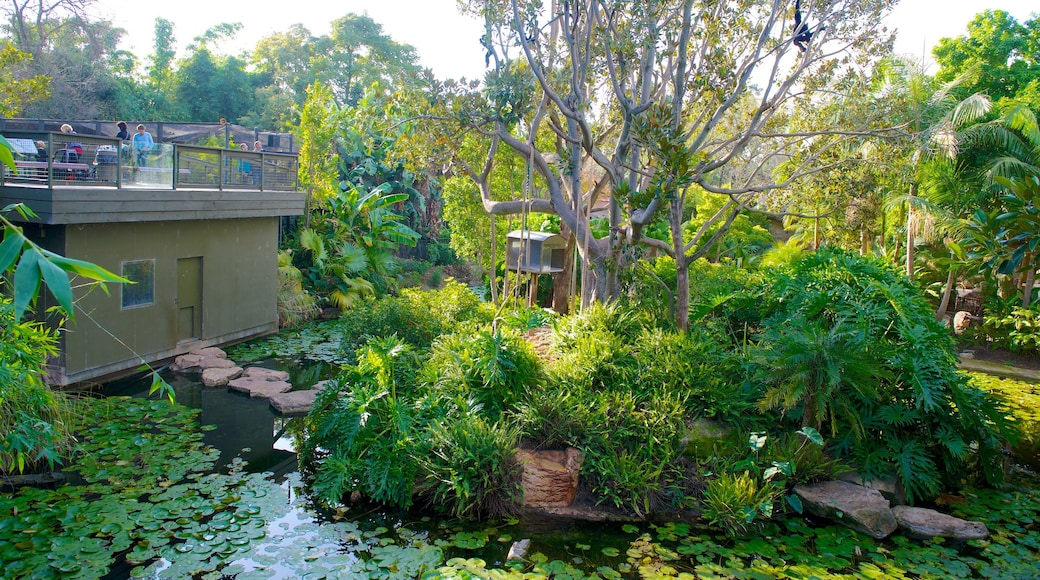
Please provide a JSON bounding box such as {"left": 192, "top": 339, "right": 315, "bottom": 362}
{"left": 201, "top": 366, "right": 243, "bottom": 387}
{"left": 228, "top": 376, "right": 292, "bottom": 399}
{"left": 506, "top": 538, "right": 531, "bottom": 561}
{"left": 837, "top": 471, "right": 906, "bottom": 506}
{"left": 793, "top": 480, "right": 898, "bottom": 539}
{"left": 269, "top": 389, "right": 321, "bottom": 415}
{"left": 892, "top": 506, "right": 989, "bottom": 541}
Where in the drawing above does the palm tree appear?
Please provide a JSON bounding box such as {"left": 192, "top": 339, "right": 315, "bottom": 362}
{"left": 875, "top": 57, "right": 989, "bottom": 281}
{"left": 962, "top": 102, "right": 1040, "bottom": 307}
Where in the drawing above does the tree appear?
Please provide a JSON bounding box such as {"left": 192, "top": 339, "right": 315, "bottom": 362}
{"left": 446, "top": 0, "right": 897, "bottom": 329}
{"left": 249, "top": 14, "right": 425, "bottom": 126}
{"left": 0, "top": 40, "right": 49, "bottom": 116}
{"left": 963, "top": 102, "right": 1040, "bottom": 307}
{"left": 933, "top": 10, "right": 1040, "bottom": 106}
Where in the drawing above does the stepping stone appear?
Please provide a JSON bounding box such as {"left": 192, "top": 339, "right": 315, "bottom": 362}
{"left": 228, "top": 376, "right": 292, "bottom": 399}
{"left": 190, "top": 347, "right": 227, "bottom": 359}
{"left": 793, "top": 480, "right": 898, "bottom": 539}
{"left": 269, "top": 389, "right": 322, "bottom": 415}
{"left": 170, "top": 353, "right": 205, "bottom": 372}
{"left": 202, "top": 366, "right": 243, "bottom": 387}
{"left": 198, "top": 357, "right": 237, "bottom": 370}
{"left": 892, "top": 506, "right": 989, "bottom": 541}
{"left": 241, "top": 366, "right": 290, "bottom": 382}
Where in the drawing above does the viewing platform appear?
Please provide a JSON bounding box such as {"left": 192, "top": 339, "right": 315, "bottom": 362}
{"left": 1, "top": 131, "right": 304, "bottom": 224}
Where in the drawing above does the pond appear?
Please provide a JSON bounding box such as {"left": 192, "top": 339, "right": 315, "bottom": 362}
{"left": 3, "top": 362, "right": 1039, "bottom": 579}
{"left": 94, "top": 365, "right": 639, "bottom": 579}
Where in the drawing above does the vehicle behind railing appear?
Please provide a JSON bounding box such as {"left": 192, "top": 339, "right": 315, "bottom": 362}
{"left": 1, "top": 131, "right": 298, "bottom": 192}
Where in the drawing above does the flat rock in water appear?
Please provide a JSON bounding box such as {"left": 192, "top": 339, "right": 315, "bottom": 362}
{"left": 269, "top": 389, "right": 321, "bottom": 415}
{"left": 190, "top": 347, "right": 227, "bottom": 359}
{"left": 202, "top": 366, "right": 243, "bottom": 387}
{"left": 197, "top": 357, "right": 237, "bottom": 370}
{"left": 170, "top": 353, "right": 204, "bottom": 372}
{"left": 892, "top": 506, "right": 989, "bottom": 540}
{"left": 242, "top": 366, "right": 290, "bottom": 382}
{"left": 228, "top": 376, "right": 292, "bottom": 399}
{"left": 793, "top": 480, "right": 898, "bottom": 539}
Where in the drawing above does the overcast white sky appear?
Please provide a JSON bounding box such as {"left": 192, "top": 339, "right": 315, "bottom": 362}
{"left": 98, "top": 0, "right": 1037, "bottom": 81}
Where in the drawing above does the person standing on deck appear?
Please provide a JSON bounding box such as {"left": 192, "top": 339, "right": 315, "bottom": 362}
{"left": 132, "top": 124, "right": 154, "bottom": 166}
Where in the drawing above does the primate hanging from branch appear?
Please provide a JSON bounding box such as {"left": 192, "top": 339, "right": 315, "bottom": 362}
{"left": 793, "top": 0, "right": 817, "bottom": 52}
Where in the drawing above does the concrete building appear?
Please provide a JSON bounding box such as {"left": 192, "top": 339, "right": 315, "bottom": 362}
{"left": 1, "top": 131, "right": 305, "bottom": 385}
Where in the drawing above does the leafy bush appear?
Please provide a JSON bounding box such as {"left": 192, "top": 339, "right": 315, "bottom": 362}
{"left": 700, "top": 471, "right": 779, "bottom": 537}
{"left": 417, "top": 411, "right": 523, "bottom": 519}
{"left": 0, "top": 297, "right": 72, "bottom": 476}
{"left": 980, "top": 305, "right": 1040, "bottom": 353}
{"left": 517, "top": 381, "right": 689, "bottom": 516}
{"left": 752, "top": 247, "right": 1017, "bottom": 503}
{"left": 632, "top": 327, "right": 757, "bottom": 427}
{"left": 423, "top": 329, "right": 543, "bottom": 421}
{"left": 303, "top": 338, "right": 427, "bottom": 508}
{"left": 276, "top": 250, "right": 319, "bottom": 328}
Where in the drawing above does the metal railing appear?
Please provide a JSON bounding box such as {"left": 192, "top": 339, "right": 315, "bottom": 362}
{"left": 1, "top": 131, "right": 298, "bottom": 192}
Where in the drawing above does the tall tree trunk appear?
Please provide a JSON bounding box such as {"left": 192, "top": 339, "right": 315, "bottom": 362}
{"left": 936, "top": 266, "right": 956, "bottom": 320}
{"left": 905, "top": 184, "right": 917, "bottom": 280}
{"left": 489, "top": 214, "right": 499, "bottom": 304}
{"left": 552, "top": 231, "right": 575, "bottom": 315}
{"left": 1022, "top": 256, "right": 1036, "bottom": 308}
{"left": 671, "top": 197, "right": 690, "bottom": 331}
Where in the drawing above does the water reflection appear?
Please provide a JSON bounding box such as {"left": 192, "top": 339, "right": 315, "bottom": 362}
{"left": 100, "top": 371, "right": 301, "bottom": 478}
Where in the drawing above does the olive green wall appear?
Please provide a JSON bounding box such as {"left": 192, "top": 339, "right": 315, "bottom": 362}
{"left": 58, "top": 218, "right": 278, "bottom": 382}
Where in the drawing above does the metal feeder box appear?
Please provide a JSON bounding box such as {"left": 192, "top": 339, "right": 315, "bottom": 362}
{"left": 506, "top": 230, "right": 567, "bottom": 274}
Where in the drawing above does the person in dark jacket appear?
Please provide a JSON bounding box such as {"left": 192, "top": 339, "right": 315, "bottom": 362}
{"left": 115, "top": 121, "right": 129, "bottom": 141}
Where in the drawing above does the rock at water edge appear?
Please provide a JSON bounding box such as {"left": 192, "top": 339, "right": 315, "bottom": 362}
{"left": 793, "top": 480, "right": 897, "bottom": 539}
{"left": 892, "top": 506, "right": 989, "bottom": 541}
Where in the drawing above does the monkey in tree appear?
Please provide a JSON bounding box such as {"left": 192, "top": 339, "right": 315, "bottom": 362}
{"left": 793, "top": 0, "right": 816, "bottom": 52}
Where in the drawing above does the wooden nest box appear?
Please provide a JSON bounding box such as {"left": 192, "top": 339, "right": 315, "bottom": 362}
{"left": 506, "top": 230, "right": 566, "bottom": 274}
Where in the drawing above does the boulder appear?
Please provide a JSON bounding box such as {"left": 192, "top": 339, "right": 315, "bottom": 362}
{"left": 242, "top": 366, "right": 290, "bottom": 382}
{"left": 516, "top": 448, "right": 584, "bottom": 508}
{"left": 837, "top": 471, "right": 905, "bottom": 506}
{"left": 201, "top": 366, "right": 243, "bottom": 387}
{"left": 793, "top": 480, "right": 898, "bottom": 539}
{"left": 892, "top": 506, "right": 989, "bottom": 541}
{"left": 269, "top": 389, "right": 322, "bottom": 415}
{"left": 228, "top": 376, "right": 292, "bottom": 399}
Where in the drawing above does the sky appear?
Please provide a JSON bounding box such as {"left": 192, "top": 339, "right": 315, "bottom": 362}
{"left": 98, "top": 0, "right": 1037, "bottom": 81}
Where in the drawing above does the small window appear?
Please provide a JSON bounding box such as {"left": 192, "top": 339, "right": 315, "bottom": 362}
{"left": 121, "top": 259, "right": 155, "bottom": 309}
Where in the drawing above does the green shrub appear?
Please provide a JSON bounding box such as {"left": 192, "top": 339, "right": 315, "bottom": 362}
{"left": 303, "top": 338, "right": 428, "bottom": 508}
{"left": 980, "top": 305, "right": 1040, "bottom": 354}
{"left": 632, "top": 327, "right": 758, "bottom": 427}
{"left": 423, "top": 329, "right": 543, "bottom": 421}
{"left": 0, "top": 296, "right": 73, "bottom": 477}
{"left": 518, "top": 382, "right": 689, "bottom": 516}
{"left": 700, "top": 471, "right": 779, "bottom": 537}
{"left": 417, "top": 411, "right": 523, "bottom": 519}
{"left": 752, "top": 247, "right": 1017, "bottom": 503}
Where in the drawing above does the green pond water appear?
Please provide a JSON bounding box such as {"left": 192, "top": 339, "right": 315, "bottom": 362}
{"left": 2, "top": 365, "right": 1038, "bottom": 579}
{"left": 93, "top": 366, "right": 639, "bottom": 579}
